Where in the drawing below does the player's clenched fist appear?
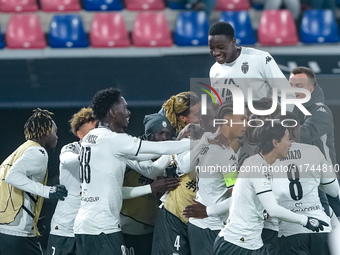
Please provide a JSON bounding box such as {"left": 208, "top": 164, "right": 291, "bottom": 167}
{"left": 49, "top": 185, "right": 68, "bottom": 200}
{"left": 150, "top": 176, "right": 180, "bottom": 193}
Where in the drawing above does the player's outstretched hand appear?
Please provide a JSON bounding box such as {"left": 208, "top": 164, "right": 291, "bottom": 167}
{"left": 182, "top": 198, "right": 208, "bottom": 219}
{"left": 207, "top": 133, "right": 230, "bottom": 149}
{"left": 304, "top": 216, "right": 329, "bottom": 232}
{"left": 49, "top": 185, "right": 68, "bottom": 201}
{"left": 150, "top": 176, "right": 180, "bottom": 193}
{"left": 176, "top": 123, "right": 203, "bottom": 140}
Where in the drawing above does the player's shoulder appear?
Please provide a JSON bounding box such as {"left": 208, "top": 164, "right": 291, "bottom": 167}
{"left": 61, "top": 141, "right": 80, "bottom": 154}
{"left": 242, "top": 153, "right": 262, "bottom": 166}
{"left": 312, "top": 102, "right": 332, "bottom": 115}
{"left": 241, "top": 47, "right": 269, "bottom": 57}
{"left": 292, "top": 142, "right": 323, "bottom": 157}
{"left": 25, "top": 145, "right": 48, "bottom": 160}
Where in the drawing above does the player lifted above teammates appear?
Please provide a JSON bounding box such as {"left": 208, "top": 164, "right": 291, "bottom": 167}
{"left": 208, "top": 21, "right": 295, "bottom": 109}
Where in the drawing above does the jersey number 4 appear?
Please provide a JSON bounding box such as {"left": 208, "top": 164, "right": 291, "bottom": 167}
{"left": 79, "top": 146, "right": 91, "bottom": 183}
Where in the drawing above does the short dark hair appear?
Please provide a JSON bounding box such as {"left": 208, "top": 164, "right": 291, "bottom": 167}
{"left": 24, "top": 108, "right": 54, "bottom": 140}
{"left": 253, "top": 121, "right": 286, "bottom": 155}
{"left": 218, "top": 101, "right": 234, "bottom": 119}
{"left": 290, "top": 66, "right": 316, "bottom": 87}
{"left": 275, "top": 111, "right": 300, "bottom": 142}
{"left": 92, "top": 88, "right": 121, "bottom": 120}
{"left": 208, "top": 22, "right": 234, "bottom": 39}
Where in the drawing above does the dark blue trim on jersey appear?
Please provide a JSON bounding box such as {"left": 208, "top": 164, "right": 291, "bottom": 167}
{"left": 135, "top": 140, "right": 142, "bottom": 156}
{"left": 321, "top": 179, "right": 336, "bottom": 185}
{"left": 256, "top": 190, "right": 272, "bottom": 196}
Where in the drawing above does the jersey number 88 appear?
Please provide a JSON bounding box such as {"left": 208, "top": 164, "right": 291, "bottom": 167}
{"left": 79, "top": 146, "right": 91, "bottom": 184}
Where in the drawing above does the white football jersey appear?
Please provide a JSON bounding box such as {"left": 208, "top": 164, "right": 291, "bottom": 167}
{"left": 190, "top": 144, "right": 237, "bottom": 230}
{"left": 0, "top": 146, "right": 49, "bottom": 237}
{"left": 74, "top": 127, "right": 142, "bottom": 235}
{"left": 272, "top": 142, "right": 337, "bottom": 237}
{"left": 210, "top": 47, "right": 294, "bottom": 106}
{"left": 219, "top": 154, "right": 272, "bottom": 250}
{"left": 50, "top": 142, "right": 81, "bottom": 237}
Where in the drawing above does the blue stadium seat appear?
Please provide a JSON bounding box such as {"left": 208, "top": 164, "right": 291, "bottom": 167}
{"left": 0, "top": 25, "right": 4, "bottom": 49}
{"left": 168, "top": 1, "right": 190, "bottom": 10}
{"left": 220, "top": 11, "right": 256, "bottom": 45}
{"left": 83, "top": 0, "right": 123, "bottom": 11}
{"left": 300, "top": 10, "right": 339, "bottom": 43}
{"left": 49, "top": 15, "right": 89, "bottom": 48}
{"left": 174, "top": 11, "right": 209, "bottom": 46}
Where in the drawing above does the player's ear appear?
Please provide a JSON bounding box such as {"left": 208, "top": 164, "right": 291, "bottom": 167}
{"left": 232, "top": 37, "right": 237, "bottom": 47}
{"left": 225, "top": 115, "right": 231, "bottom": 126}
{"left": 109, "top": 107, "right": 116, "bottom": 118}
{"left": 76, "top": 130, "right": 83, "bottom": 140}
{"left": 272, "top": 139, "right": 278, "bottom": 148}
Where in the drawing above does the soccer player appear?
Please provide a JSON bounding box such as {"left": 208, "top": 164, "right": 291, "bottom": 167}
{"left": 187, "top": 102, "right": 247, "bottom": 255}
{"left": 208, "top": 21, "right": 295, "bottom": 109}
{"left": 121, "top": 113, "right": 173, "bottom": 255}
{"left": 213, "top": 121, "right": 328, "bottom": 255}
{"left": 290, "top": 66, "right": 340, "bottom": 219}
{"left": 272, "top": 112, "right": 339, "bottom": 255}
{"left": 46, "top": 107, "right": 96, "bottom": 255}
{"left": 0, "top": 108, "right": 67, "bottom": 255}
{"left": 152, "top": 91, "right": 201, "bottom": 255}
{"left": 73, "top": 88, "right": 190, "bottom": 255}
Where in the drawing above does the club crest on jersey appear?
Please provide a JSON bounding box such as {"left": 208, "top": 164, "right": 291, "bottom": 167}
{"left": 162, "top": 121, "right": 167, "bottom": 127}
{"left": 241, "top": 62, "right": 249, "bottom": 74}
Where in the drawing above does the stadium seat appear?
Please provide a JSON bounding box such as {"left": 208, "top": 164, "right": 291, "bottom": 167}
{"left": 215, "top": 0, "right": 250, "bottom": 11}
{"left": 90, "top": 13, "right": 130, "bottom": 47}
{"left": 132, "top": 12, "right": 172, "bottom": 47}
{"left": 168, "top": 2, "right": 189, "bottom": 10}
{"left": 174, "top": 11, "right": 209, "bottom": 46}
{"left": 83, "top": 0, "right": 123, "bottom": 11}
{"left": 0, "top": 25, "right": 5, "bottom": 49}
{"left": 125, "top": 0, "right": 165, "bottom": 10}
{"left": 300, "top": 10, "right": 339, "bottom": 43}
{"left": 0, "top": 0, "right": 38, "bottom": 12}
{"left": 258, "top": 10, "right": 298, "bottom": 46}
{"left": 220, "top": 11, "right": 256, "bottom": 44}
{"left": 6, "top": 14, "right": 46, "bottom": 49}
{"left": 41, "top": 0, "right": 81, "bottom": 12}
{"left": 49, "top": 15, "right": 89, "bottom": 48}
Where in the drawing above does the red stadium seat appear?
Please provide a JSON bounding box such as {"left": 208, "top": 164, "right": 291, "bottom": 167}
{"left": 40, "top": 0, "right": 81, "bottom": 12}
{"left": 125, "top": 0, "right": 165, "bottom": 10}
{"left": 258, "top": 10, "right": 298, "bottom": 46}
{"left": 6, "top": 14, "right": 46, "bottom": 49}
{"left": 215, "top": 0, "right": 250, "bottom": 11}
{"left": 90, "top": 13, "right": 130, "bottom": 48}
{"left": 0, "top": 0, "right": 38, "bottom": 12}
{"left": 132, "top": 12, "right": 172, "bottom": 47}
